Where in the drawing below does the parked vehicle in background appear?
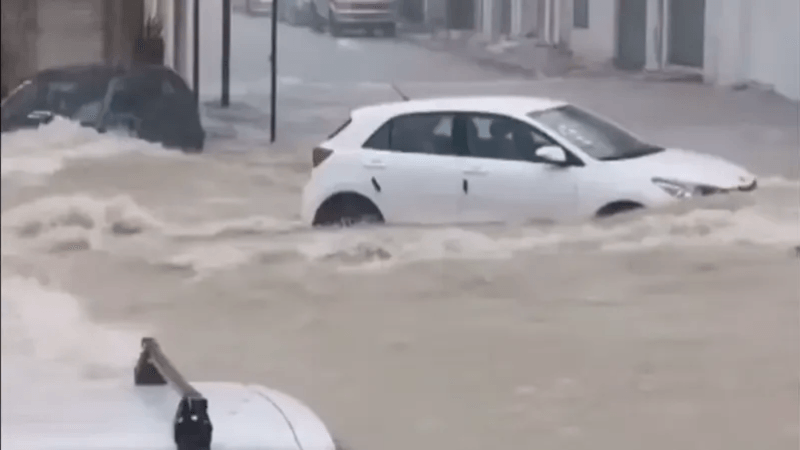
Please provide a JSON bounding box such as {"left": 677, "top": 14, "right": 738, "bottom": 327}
{"left": 1, "top": 64, "right": 205, "bottom": 152}
{"left": 310, "top": 0, "right": 397, "bottom": 37}
{"left": 246, "top": 0, "right": 274, "bottom": 16}
{"left": 301, "top": 96, "right": 758, "bottom": 227}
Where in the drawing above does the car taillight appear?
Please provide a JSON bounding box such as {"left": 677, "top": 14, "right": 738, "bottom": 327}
{"left": 312, "top": 147, "right": 333, "bottom": 168}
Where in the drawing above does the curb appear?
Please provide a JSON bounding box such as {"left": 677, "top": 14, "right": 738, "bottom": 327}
{"left": 397, "top": 33, "right": 542, "bottom": 79}
{"left": 398, "top": 33, "right": 709, "bottom": 84}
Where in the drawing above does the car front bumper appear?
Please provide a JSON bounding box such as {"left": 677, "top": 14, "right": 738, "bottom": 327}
{"left": 248, "top": 2, "right": 273, "bottom": 15}
{"left": 331, "top": 8, "right": 395, "bottom": 24}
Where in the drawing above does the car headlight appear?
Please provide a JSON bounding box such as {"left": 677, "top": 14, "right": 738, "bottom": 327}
{"left": 651, "top": 177, "right": 716, "bottom": 199}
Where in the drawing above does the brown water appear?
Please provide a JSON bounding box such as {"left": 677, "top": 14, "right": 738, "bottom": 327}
{"left": 2, "top": 99, "right": 799, "bottom": 450}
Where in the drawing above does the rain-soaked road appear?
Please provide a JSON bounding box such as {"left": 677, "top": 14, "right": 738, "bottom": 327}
{"left": 2, "top": 12, "right": 799, "bottom": 450}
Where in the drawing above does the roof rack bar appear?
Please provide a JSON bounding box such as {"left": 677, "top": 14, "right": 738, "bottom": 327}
{"left": 134, "top": 337, "right": 213, "bottom": 450}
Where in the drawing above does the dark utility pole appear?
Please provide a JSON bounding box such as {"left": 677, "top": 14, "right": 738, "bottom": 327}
{"left": 221, "top": 0, "right": 231, "bottom": 107}
{"left": 269, "top": 0, "right": 278, "bottom": 142}
{"left": 192, "top": 0, "right": 200, "bottom": 103}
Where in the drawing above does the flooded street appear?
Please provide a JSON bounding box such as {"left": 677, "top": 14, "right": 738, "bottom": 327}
{"left": 3, "top": 13, "right": 800, "bottom": 450}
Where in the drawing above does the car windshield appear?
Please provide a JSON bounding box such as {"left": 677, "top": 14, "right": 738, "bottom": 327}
{"left": 45, "top": 79, "right": 112, "bottom": 121}
{"left": 1, "top": 74, "right": 114, "bottom": 123}
{"left": 528, "top": 105, "right": 663, "bottom": 160}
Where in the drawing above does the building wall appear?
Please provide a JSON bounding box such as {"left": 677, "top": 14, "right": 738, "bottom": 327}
{"left": 1, "top": 0, "right": 38, "bottom": 94}
{"left": 702, "top": 0, "right": 799, "bottom": 100}
{"left": 570, "top": 0, "right": 616, "bottom": 63}
{"left": 145, "top": 0, "right": 177, "bottom": 72}
{"left": 567, "top": 0, "right": 797, "bottom": 100}
{"left": 2, "top": 0, "right": 144, "bottom": 95}
{"left": 174, "top": 0, "right": 223, "bottom": 95}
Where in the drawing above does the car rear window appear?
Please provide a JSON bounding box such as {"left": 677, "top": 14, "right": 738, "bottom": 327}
{"left": 327, "top": 118, "right": 352, "bottom": 139}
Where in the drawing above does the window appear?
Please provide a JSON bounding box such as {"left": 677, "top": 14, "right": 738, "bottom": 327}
{"left": 465, "top": 114, "right": 556, "bottom": 162}
{"left": 0, "top": 80, "right": 38, "bottom": 120}
{"left": 574, "top": 0, "right": 589, "bottom": 29}
{"left": 529, "top": 105, "right": 663, "bottom": 160}
{"left": 363, "top": 113, "right": 459, "bottom": 155}
{"left": 161, "top": 80, "right": 176, "bottom": 95}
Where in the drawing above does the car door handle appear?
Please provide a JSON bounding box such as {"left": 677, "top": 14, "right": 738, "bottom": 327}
{"left": 363, "top": 158, "right": 386, "bottom": 169}
{"left": 463, "top": 167, "right": 487, "bottom": 175}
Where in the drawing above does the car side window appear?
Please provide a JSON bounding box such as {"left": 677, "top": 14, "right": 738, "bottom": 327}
{"left": 363, "top": 113, "right": 459, "bottom": 155}
{"left": 1, "top": 80, "right": 39, "bottom": 120}
{"left": 465, "top": 114, "right": 557, "bottom": 162}
{"left": 162, "top": 79, "right": 176, "bottom": 95}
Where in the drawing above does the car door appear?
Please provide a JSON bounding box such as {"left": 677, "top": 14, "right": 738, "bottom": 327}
{"left": 98, "top": 76, "right": 147, "bottom": 137}
{"left": 458, "top": 113, "right": 580, "bottom": 223}
{"left": 361, "top": 112, "right": 465, "bottom": 224}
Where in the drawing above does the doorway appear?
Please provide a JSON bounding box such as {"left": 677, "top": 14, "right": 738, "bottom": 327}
{"left": 400, "top": 0, "right": 425, "bottom": 24}
{"left": 615, "top": 0, "right": 647, "bottom": 70}
{"left": 446, "top": 0, "right": 475, "bottom": 30}
{"left": 173, "top": 0, "right": 185, "bottom": 73}
{"left": 667, "top": 0, "right": 705, "bottom": 68}
{"left": 499, "top": 0, "right": 512, "bottom": 35}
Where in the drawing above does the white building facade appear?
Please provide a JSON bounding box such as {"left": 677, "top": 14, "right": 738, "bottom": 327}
{"left": 568, "top": 0, "right": 799, "bottom": 101}
{"left": 146, "top": 0, "right": 224, "bottom": 95}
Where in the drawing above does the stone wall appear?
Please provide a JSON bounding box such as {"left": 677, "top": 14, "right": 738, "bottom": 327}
{"left": 1, "top": 0, "right": 38, "bottom": 96}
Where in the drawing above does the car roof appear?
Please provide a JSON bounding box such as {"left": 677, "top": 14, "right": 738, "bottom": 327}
{"left": 351, "top": 96, "right": 567, "bottom": 121}
{"left": 326, "top": 96, "right": 568, "bottom": 149}
{"left": 34, "top": 64, "right": 177, "bottom": 82}
{"left": 1, "top": 382, "right": 303, "bottom": 450}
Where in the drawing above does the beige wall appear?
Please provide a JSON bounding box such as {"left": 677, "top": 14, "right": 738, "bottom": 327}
{"left": 1, "top": 0, "right": 145, "bottom": 96}
{"left": 103, "top": 0, "right": 145, "bottom": 68}
{"left": 1, "top": 0, "right": 38, "bottom": 94}
{"left": 37, "top": 0, "right": 105, "bottom": 70}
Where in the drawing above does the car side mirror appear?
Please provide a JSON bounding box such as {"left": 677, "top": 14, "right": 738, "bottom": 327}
{"left": 27, "top": 110, "right": 54, "bottom": 124}
{"left": 535, "top": 145, "right": 569, "bottom": 166}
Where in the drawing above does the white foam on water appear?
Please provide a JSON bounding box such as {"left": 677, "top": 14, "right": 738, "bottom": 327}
{"left": 298, "top": 191, "right": 799, "bottom": 271}
{"left": 0, "top": 117, "right": 177, "bottom": 179}
{"left": 0, "top": 195, "right": 165, "bottom": 256}
{"left": 1, "top": 276, "right": 144, "bottom": 398}
{"left": 335, "top": 38, "right": 364, "bottom": 50}
{"left": 165, "top": 243, "right": 255, "bottom": 278}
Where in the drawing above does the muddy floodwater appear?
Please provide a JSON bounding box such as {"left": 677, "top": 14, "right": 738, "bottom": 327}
{"left": 2, "top": 108, "right": 799, "bottom": 450}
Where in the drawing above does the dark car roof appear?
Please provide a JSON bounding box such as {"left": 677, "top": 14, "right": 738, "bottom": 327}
{"left": 34, "top": 64, "right": 180, "bottom": 82}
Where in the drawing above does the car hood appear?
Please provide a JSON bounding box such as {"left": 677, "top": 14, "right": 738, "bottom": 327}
{"left": 610, "top": 148, "right": 756, "bottom": 189}
{"left": 1, "top": 381, "right": 333, "bottom": 450}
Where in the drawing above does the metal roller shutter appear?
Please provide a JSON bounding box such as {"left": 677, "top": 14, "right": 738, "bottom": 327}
{"left": 36, "top": 0, "right": 104, "bottom": 70}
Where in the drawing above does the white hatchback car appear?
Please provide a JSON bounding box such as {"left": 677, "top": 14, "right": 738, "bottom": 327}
{"left": 301, "top": 96, "right": 757, "bottom": 226}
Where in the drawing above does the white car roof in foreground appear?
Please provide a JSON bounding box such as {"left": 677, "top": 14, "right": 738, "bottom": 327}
{"left": 2, "top": 338, "right": 335, "bottom": 450}
{"left": 351, "top": 96, "right": 567, "bottom": 121}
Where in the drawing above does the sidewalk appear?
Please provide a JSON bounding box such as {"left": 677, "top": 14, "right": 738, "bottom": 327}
{"left": 399, "top": 30, "right": 573, "bottom": 78}
{"left": 398, "top": 30, "right": 706, "bottom": 83}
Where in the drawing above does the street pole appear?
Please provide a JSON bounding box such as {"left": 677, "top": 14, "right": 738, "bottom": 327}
{"left": 269, "top": 0, "right": 278, "bottom": 143}
{"left": 221, "top": 0, "right": 231, "bottom": 107}
{"left": 192, "top": 0, "right": 200, "bottom": 103}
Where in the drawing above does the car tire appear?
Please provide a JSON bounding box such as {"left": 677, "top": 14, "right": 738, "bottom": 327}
{"left": 313, "top": 193, "right": 384, "bottom": 227}
{"left": 595, "top": 201, "right": 644, "bottom": 218}
{"left": 329, "top": 12, "right": 342, "bottom": 37}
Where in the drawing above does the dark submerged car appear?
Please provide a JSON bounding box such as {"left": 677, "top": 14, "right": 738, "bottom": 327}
{"left": 1, "top": 64, "right": 205, "bottom": 152}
